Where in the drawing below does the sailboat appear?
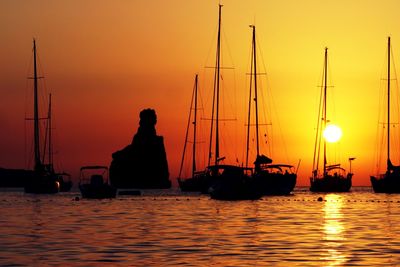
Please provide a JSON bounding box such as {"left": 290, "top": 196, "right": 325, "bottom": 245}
{"left": 371, "top": 37, "right": 400, "bottom": 193}
{"left": 45, "top": 94, "right": 72, "bottom": 192}
{"left": 246, "top": 25, "right": 297, "bottom": 195}
{"left": 205, "top": 5, "right": 261, "bottom": 200}
{"left": 0, "top": 92, "right": 71, "bottom": 191}
{"left": 177, "top": 75, "right": 208, "bottom": 192}
{"left": 310, "top": 47, "right": 352, "bottom": 192}
{"left": 24, "top": 39, "right": 61, "bottom": 194}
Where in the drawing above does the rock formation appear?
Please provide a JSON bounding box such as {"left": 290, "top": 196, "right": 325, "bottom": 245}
{"left": 110, "top": 108, "right": 171, "bottom": 188}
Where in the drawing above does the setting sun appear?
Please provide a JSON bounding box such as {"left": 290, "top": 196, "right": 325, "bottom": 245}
{"left": 323, "top": 124, "right": 342, "bottom": 143}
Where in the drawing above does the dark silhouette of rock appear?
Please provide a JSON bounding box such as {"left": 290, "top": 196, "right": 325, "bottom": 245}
{"left": 110, "top": 109, "right": 171, "bottom": 189}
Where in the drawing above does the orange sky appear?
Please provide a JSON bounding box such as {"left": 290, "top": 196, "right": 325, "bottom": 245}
{"left": 1, "top": 0, "right": 400, "bottom": 186}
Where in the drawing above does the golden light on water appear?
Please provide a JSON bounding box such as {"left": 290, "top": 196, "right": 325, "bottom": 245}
{"left": 322, "top": 194, "right": 347, "bottom": 266}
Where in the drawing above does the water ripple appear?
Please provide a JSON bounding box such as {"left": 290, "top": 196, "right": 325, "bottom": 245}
{"left": 0, "top": 188, "right": 400, "bottom": 266}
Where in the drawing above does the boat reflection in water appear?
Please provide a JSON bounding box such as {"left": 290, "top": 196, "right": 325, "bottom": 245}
{"left": 321, "top": 194, "right": 347, "bottom": 266}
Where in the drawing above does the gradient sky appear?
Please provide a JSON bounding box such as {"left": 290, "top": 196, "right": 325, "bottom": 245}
{"left": 1, "top": 0, "right": 400, "bottom": 186}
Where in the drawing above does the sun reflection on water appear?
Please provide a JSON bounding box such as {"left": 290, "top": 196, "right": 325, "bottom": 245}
{"left": 322, "top": 194, "right": 347, "bottom": 266}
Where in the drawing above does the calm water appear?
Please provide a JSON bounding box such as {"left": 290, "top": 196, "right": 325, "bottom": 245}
{"left": 0, "top": 187, "right": 400, "bottom": 266}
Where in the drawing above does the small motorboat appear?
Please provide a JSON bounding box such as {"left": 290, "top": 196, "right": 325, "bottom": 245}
{"left": 79, "top": 166, "right": 116, "bottom": 199}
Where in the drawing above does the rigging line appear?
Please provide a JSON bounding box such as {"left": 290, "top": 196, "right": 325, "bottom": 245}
{"left": 221, "top": 23, "right": 236, "bottom": 72}
{"left": 178, "top": 75, "right": 196, "bottom": 179}
{"left": 24, "top": 113, "right": 27, "bottom": 168}
{"left": 28, "top": 137, "right": 34, "bottom": 169}
{"left": 245, "top": 27, "right": 254, "bottom": 167}
{"left": 312, "top": 56, "right": 326, "bottom": 172}
{"left": 24, "top": 61, "right": 32, "bottom": 169}
{"left": 36, "top": 54, "right": 50, "bottom": 165}
{"left": 205, "top": 66, "right": 235, "bottom": 69}
{"left": 51, "top": 97, "right": 62, "bottom": 171}
{"left": 325, "top": 49, "right": 337, "bottom": 121}
{"left": 208, "top": 5, "right": 222, "bottom": 167}
{"left": 24, "top": 45, "right": 34, "bottom": 171}
{"left": 245, "top": 123, "right": 272, "bottom": 126}
{"left": 42, "top": 108, "right": 49, "bottom": 164}
{"left": 256, "top": 29, "right": 270, "bottom": 128}
{"left": 255, "top": 33, "right": 276, "bottom": 158}
{"left": 378, "top": 121, "right": 386, "bottom": 172}
{"left": 232, "top": 59, "right": 239, "bottom": 162}
{"left": 314, "top": 85, "right": 324, "bottom": 171}
{"left": 374, "top": 43, "right": 390, "bottom": 174}
{"left": 390, "top": 44, "right": 400, "bottom": 139}
{"left": 240, "top": 55, "right": 247, "bottom": 165}
{"left": 257, "top": 52, "right": 271, "bottom": 163}
{"left": 201, "top": 118, "right": 237, "bottom": 121}
{"left": 203, "top": 26, "right": 218, "bottom": 74}
{"left": 261, "top": 76, "right": 272, "bottom": 155}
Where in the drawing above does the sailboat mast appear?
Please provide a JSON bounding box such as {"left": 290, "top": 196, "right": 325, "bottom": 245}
{"left": 252, "top": 26, "right": 260, "bottom": 157}
{"left": 33, "top": 39, "right": 42, "bottom": 171}
{"left": 192, "top": 74, "right": 198, "bottom": 177}
{"left": 245, "top": 32, "right": 253, "bottom": 168}
{"left": 323, "top": 47, "right": 328, "bottom": 176}
{"left": 48, "top": 93, "right": 53, "bottom": 171}
{"left": 207, "top": 5, "right": 223, "bottom": 167}
{"left": 246, "top": 25, "right": 259, "bottom": 168}
{"left": 215, "top": 4, "right": 222, "bottom": 166}
{"left": 387, "top": 36, "right": 391, "bottom": 170}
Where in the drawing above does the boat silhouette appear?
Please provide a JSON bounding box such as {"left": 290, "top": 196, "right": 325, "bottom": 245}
{"left": 203, "top": 5, "right": 262, "bottom": 200}
{"left": 24, "top": 39, "right": 63, "bottom": 194}
{"left": 45, "top": 94, "right": 72, "bottom": 192}
{"left": 57, "top": 172, "right": 73, "bottom": 192}
{"left": 177, "top": 74, "right": 209, "bottom": 192}
{"left": 245, "top": 25, "right": 297, "bottom": 195}
{"left": 310, "top": 48, "right": 352, "bottom": 192}
{"left": 370, "top": 37, "right": 400, "bottom": 193}
{"left": 0, "top": 40, "right": 68, "bottom": 192}
{"left": 79, "top": 166, "right": 116, "bottom": 199}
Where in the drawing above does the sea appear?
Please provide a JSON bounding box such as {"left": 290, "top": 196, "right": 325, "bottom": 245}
{"left": 0, "top": 187, "right": 399, "bottom": 266}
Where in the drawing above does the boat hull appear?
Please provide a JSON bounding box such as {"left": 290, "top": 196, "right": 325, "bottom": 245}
{"left": 208, "top": 165, "right": 262, "bottom": 201}
{"left": 59, "top": 180, "right": 73, "bottom": 192}
{"left": 254, "top": 172, "right": 296, "bottom": 195}
{"left": 118, "top": 190, "right": 141, "bottom": 196}
{"left": 177, "top": 172, "right": 210, "bottom": 193}
{"left": 371, "top": 173, "right": 400, "bottom": 193}
{"left": 79, "top": 184, "right": 117, "bottom": 199}
{"left": 178, "top": 178, "right": 205, "bottom": 192}
{"left": 24, "top": 174, "right": 60, "bottom": 194}
{"left": 310, "top": 174, "right": 352, "bottom": 192}
{"left": 209, "top": 178, "right": 262, "bottom": 200}
{"left": 0, "top": 168, "right": 36, "bottom": 187}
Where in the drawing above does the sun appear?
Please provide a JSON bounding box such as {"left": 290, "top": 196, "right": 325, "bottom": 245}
{"left": 323, "top": 124, "right": 342, "bottom": 143}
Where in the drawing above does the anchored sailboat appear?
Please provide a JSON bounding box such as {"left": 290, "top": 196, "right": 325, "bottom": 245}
{"left": 177, "top": 74, "right": 208, "bottom": 192}
{"left": 206, "top": 5, "right": 261, "bottom": 200}
{"left": 370, "top": 37, "right": 400, "bottom": 193}
{"left": 24, "top": 39, "right": 61, "bottom": 194}
{"left": 310, "top": 47, "right": 352, "bottom": 192}
{"left": 45, "top": 94, "right": 72, "bottom": 192}
{"left": 246, "top": 25, "right": 297, "bottom": 195}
